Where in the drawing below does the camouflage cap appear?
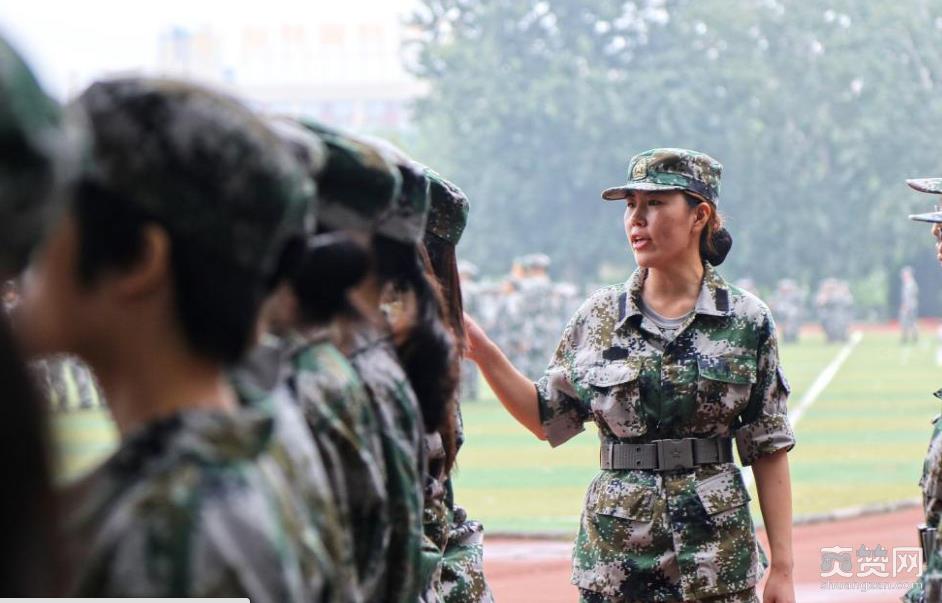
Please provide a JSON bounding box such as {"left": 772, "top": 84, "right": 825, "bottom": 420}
{"left": 297, "top": 118, "right": 401, "bottom": 232}
{"left": 907, "top": 178, "right": 942, "bottom": 223}
{"left": 74, "top": 77, "right": 312, "bottom": 278}
{"left": 424, "top": 168, "right": 469, "bottom": 245}
{"left": 601, "top": 148, "right": 722, "bottom": 205}
{"left": 0, "top": 36, "right": 76, "bottom": 276}
{"left": 267, "top": 116, "right": 328, "bottom": 233}
{"left": 360, "top": 136, "right": 430, "bottom": 244}
{"left": 524, "top": 253, "right": 551, "bottom": 270}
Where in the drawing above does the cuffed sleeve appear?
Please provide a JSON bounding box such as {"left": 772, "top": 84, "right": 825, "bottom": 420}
{"left": 534, "top": 306, "right": 592, "bottom": 447}
{"left": 734, "top": 313, "right": 795, "bottom": 466}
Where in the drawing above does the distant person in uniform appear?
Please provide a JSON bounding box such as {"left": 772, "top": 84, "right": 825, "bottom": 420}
{"left": 465, "top": 149, "right": 796, "bottom": 603}
{"left": 903, "top": 179, "right": 942, "bottom": 603}
{"left": 901, "top": 266, "right": 920, "bottom": 344}
{"left": 0, "top": 33, "right": 77, "bottom": 596}
{"left": 772, "top": 279, "right": 804, "bottom": 344}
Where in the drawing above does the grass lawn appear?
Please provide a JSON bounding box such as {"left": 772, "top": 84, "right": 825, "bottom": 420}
{"left": 49, "top": 327, "right": 942, "bottom": 535}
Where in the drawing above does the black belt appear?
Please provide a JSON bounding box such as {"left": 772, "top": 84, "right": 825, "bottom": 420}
{"left": 600, "top": 437, "right": 734, "bottom": 471}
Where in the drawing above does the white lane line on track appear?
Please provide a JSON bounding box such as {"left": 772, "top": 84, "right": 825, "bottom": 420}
{"left": 742, "top": 330, "right": 864, "bottom": 491}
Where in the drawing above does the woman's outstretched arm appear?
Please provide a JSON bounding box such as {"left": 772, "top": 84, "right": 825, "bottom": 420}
{"left": 464, "top": 312, "right": 545, "bottom": 440}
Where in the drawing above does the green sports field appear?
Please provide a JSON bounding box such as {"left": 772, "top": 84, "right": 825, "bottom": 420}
{"left": 50, "top": 328, "right": 942, "bottom": 535}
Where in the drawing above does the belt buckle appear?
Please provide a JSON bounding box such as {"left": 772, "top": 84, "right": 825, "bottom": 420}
{"left": 656, "top": 438, "right": 695, "bottom": 471}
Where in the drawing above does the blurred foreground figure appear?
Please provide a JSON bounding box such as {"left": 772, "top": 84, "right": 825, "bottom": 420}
{"left": 16, "top": 77, "right": 340, "bottom": 600}
{"left": 904, "top": 179, "right": 942, "bottom": 603}
{"left": 0, "top": 34, "right": 75, "bottom": 596}
{"left": 233, "top": 118, "right": 396, "bottom": 602}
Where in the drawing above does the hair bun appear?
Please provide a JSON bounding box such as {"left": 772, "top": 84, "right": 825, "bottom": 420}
{"left": 703, "top": 227, "right": 732, "bottom": 266}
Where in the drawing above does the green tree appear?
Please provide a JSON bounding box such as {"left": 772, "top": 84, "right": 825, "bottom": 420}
{"left": 408, "top": 0, "right": 942, "bottom": 313}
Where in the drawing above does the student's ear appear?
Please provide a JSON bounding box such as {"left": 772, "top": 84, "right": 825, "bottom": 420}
{"left": 114, "top": 225, "right": 171, "bottom": 300}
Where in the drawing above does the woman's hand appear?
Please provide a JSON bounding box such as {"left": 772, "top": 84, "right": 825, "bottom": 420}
{"left": 461, "top": 311, "right": 544, "bottom": 439}
{"left": 762, "top": 565, "right": 795, "bottom": 603}
{"left": 462, "top": 312, "right": 491, "bottom": 364}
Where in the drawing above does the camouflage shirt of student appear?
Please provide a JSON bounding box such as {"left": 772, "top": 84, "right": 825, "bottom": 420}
{"left": 347, "top": 321, "right": 425, "bottom": 603}
{"left": 62, "top": 399, "right": 337, "bottom": 601}
{"left": 536, "top": 263, "right": 795, "bottom": 602}
{"left": 905, "top": 393, "right": 942, "bottom": 603}
{"left": 421, "top": 409, "right": 493, "bottom": 603}
{"left": 286, "top": 331, "right": 390, "bottom": 602}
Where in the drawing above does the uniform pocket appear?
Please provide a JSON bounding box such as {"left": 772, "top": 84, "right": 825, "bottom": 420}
{"left": 573, "top": 476, "right": 674, "bottom": 598}
{"left": 696, "top": 355, "right": 757, "bottom": 432}
{"left": 582, "top": 361, "right": 647, "bottom": 439}
{"left": 689, "top": 468, "right": 764, "bottom": 597}
{"left": 695, "top": 468, "right": 751, "bottom": 517}
{"left": 590, "top": 478, "right": 657, "bottom": 522}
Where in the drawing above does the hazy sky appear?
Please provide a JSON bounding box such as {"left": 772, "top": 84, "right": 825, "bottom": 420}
{"left": 0, "top": 0, "right": 418, "bottom": 99}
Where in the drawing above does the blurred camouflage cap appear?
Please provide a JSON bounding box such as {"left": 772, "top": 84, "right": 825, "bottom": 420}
{"left": 424, "top": 168, "right": 469, "bottom": 245}
{"left": 267, "top": 115, "right": 328, "bottom": 233}
{"left": 602, "top": 148, "right": 722, "bottom": 205}
{"left": 0, "top": 35, "right": 77, "bottom": 276}
{"left": 360, "top": 136, "right": 430, "bottom": 243}
{"left": 297, "top": 119, "right": 400, "bottom": 232}
{"left": 907, "top": 178, "right": 942, "bottom": 223}
{"left": 74, "top": 77, "right": 312, "bottom": 278}
{"left": 525, "top": 253, "right": 551, "bottom": 270}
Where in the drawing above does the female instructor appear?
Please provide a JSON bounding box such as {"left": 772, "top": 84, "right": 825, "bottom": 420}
{"left": 465, "top": 149, "right": 796, "bottom": 603}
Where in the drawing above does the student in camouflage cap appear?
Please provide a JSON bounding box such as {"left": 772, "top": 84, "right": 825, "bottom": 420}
{"left": 349, "top": 138, "right": 459, "bottom": 603}
{"left": 903, "top": 177, "right": 942, "bottom": 603}
{"left": 233, "top": 115, "right": 390, "bottom": 603}
{"left": 0, "top": 34, "right": 76, "bottom": 596}
{"left": 420, "top": 168, "right": 494, "bottom": 603}
{"left": 15, "top": 77, "right": 342, "bottom": 600}
{"left": 465, "top": 148, "right": 796, "bottom": 602}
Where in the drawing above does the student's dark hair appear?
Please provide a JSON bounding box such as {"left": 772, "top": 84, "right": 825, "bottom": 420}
{"left": 422, "top": 233, "right": 465, "bottom": 344}
{"left": 683, "top": 193, "right": 732, "bottom": 266}
{"left": 73, "top": 179, "right": 266, "bottom": 364}
{"left": 373, "top": 234, "right": 458, "bottom": 436}
{"left": 417, "top": 242, "right": 460, "bottom": 473}
{"left": 0, "top": 316, "right": 62, "bottom": 595}
{"left": 273, "top": 232, "right": 369, "bottom": 326}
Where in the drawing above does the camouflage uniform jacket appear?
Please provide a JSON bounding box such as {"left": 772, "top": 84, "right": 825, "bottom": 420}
{"left": 63, "top": 399, "right": 338, "bottom": 601}
{"left": 536, "top": 263, "right": 795, "bottom": 601}
{"left": 286, "top": 331, "right": 390, "bottom": 602}
{"left": 421, "top": 404, "right": 494, "bottom": 603}
{"left": 347, "top": 322, "right": 425, "bottom": 603}
{"left": 905, "top": 391, "right": 942, "bottom": 603}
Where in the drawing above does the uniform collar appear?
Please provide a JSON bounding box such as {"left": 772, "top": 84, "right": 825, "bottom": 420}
{"left": 616, "top": 262, "right": 731, "bottom": 331}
